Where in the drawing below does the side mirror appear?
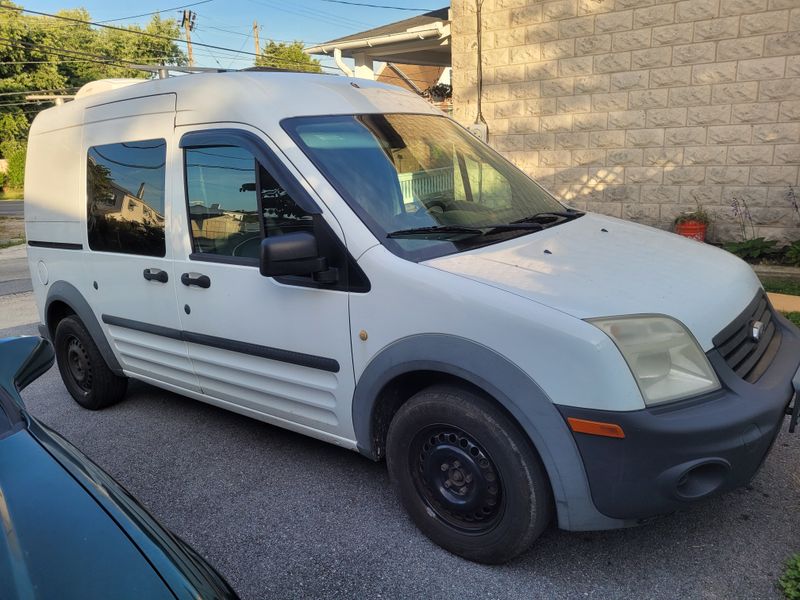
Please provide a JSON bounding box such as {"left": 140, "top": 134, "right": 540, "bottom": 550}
{"left": 0, "top": 337, "right": 55, "bottom": 396}
{"left": 259, "top": 232, "right": 327, "bottom": 278}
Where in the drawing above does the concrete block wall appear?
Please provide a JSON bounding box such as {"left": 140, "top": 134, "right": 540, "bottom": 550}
{"left": 451, "top": 0, "right": 800, "bottom": 241}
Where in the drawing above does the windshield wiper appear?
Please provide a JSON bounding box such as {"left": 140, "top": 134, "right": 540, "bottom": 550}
{"left": 387, "top": 222, "right": 545, "bottom": 239}
{"left": 511, "top": 209, "right": 584, "bottom": 225}
{"left": 387, "top": 225, "right": 485, "bottom": 239}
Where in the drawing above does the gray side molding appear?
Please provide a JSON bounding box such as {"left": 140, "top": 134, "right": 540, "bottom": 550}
{"left": 45, "top": 281, "right": 124, "bottom": 375}
{"left": 352, "top": 334, "right": 628, "bottom": 531}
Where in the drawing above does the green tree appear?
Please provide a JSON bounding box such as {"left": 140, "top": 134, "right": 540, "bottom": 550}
{"left": 1, "top": 139, "right": 26, "bottom": 189}
{"left": 0, "top": 2, "right": 186, "bottom": 148}
{"left": 255, "top": 41, "right": 321, "bottom": 73}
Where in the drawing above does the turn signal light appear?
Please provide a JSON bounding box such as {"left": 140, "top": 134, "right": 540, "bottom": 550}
{"left": 567, "top": 417, "right": 625, "bottom": 439}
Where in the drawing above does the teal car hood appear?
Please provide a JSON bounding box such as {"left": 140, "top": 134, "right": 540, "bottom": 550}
{"left": 0, "top": 336, "right": 237, "bottom": 600}
{"left": 0, "top": 428, "right": 173, "bottom": 600}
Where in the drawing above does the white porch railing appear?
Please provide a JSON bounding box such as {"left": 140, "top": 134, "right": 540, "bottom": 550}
{"left": 398, "top": 167, "right": 453, "bottom": 203}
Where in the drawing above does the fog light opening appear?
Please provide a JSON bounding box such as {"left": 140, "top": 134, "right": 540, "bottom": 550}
{"left": 675, "top": 461, "right": 729, "bottom": 500}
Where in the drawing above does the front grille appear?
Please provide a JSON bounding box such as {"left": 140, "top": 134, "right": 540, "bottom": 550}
{"left": 712, "top": 292, "right": 782, "bottom": 383}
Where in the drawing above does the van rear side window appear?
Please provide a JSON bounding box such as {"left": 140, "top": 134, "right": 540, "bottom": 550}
{"left": 87, "top": 139, "right": 167, "bottom": 257}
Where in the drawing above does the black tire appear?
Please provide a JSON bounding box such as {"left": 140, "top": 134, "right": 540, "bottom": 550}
{"left": 54, "top": 315, "right": 127, "bottom": 410}
{"left": 386, "top": 384, "right": 553, "bottom": 564}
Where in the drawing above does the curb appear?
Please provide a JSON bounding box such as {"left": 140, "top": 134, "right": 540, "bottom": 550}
{"left": 769, "top": 292, "right": 800, "bottom": 314}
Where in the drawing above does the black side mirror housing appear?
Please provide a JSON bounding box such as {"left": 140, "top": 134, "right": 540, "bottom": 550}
{"left": 259, "top": 232, "right": 327, "bottom": 277}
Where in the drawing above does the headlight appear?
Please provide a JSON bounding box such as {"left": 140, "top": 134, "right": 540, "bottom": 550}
{"left": 590, "top": 316, "right": 720, "bottom": 406}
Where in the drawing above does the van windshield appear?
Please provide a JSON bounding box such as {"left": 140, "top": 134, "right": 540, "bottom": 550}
{"left": 282, "top": 114, "right": 572, "bottom": 261}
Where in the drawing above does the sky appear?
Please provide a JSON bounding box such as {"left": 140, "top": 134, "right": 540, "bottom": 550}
{"left": 25, "top": 0, "right": 446, "bottom": 72}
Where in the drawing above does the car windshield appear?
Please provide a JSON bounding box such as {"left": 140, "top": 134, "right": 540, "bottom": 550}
{"left": 282, "top": 114, "right": 570, "bottom": 261}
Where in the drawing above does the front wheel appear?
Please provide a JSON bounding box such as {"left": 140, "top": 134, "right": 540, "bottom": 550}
{"left": 386, "top": 384, "right": 553, "bottom": 564}
{"left": 54, "top": 315, "right": 128, "bottom": 410}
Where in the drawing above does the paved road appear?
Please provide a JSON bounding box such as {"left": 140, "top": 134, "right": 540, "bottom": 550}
{"left": 0, "top": 244, "right": 32, "bottom": 298}
{"left": 0, "top": 200, "right": 23, "bottom": 217}
{"left": 1, "top": 309, "right": 798, "bottom": 598}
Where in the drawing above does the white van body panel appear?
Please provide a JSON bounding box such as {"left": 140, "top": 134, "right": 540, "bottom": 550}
{"left": 81, "top": 96, "right": 200, "bottom": 392}
{"left": 425, "top": 213, "right": 762, "bottom": 352}
{"left": 351, "top": 245, "right": 646, "bottom": 412}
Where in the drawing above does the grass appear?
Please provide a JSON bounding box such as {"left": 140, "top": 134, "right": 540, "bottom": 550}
{"left": 781, "top": 553, "right": 800, "bottom": 599}
{"left": 762, "top": 280, "right": 800, "bottom": 297}
{"left": 0, "top": 189, "right": 23, "bottom": 200}
{"left": 785, "top": 312, "right": 800, "bottom": 328}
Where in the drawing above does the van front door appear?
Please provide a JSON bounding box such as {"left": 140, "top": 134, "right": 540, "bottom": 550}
{"left": 82, "top": 102, "right": 199, "bottom": 393}
{"left": 171, "top": 127, "right": 357, "bottom": 444}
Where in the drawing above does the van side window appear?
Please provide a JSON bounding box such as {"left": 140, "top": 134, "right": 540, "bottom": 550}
{"left": 185, "top": 146, "right": 260, "bottom": 258}
{"left": 184, "top": 145, "right": 313, "bottom": 260}
{"left": 259, "top": 164, "right": 314, "bottom": 238}
{"left": 87, "top": 139, "right": 167, "bottom": 257}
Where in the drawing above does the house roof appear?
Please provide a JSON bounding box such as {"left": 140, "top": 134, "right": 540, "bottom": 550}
{"left": 314, "top": 8, "right": 449, "bottom": 47}
{"left": 304, "top": 7, "right": 451, "bottom": 67}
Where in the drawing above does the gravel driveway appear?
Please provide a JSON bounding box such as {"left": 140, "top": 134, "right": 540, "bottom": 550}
{"left": 2, "top": 315, "right": 798, "bottom": 600}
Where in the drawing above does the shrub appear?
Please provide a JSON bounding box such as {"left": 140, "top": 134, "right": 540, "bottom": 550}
{"left": 723, "top": 237, "right": 779, "bottom": 261}
{"left": 786, "top": 241, "right": 800, "bottom": 267}
{"left": 780, "top": 553, "right": 800, "bottom": 599}
{"left": 0, "top": 140, "right": 26, "bottom": 190}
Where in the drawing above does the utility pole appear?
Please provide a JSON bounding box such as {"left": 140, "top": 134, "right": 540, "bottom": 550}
{"left": 181, "top": 10, "right": 197, "bottom": 67}
{"left": 253, "top": 20, "right": 260, "bottom": 59}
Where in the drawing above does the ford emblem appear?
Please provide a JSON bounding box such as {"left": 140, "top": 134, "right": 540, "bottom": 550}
{"left": 751, "top": 320, "right": 764, "bottom": 342}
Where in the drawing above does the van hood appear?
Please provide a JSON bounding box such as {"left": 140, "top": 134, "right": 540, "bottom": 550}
{"left": 424, "top": 213, "right": 761, "bottom": 350}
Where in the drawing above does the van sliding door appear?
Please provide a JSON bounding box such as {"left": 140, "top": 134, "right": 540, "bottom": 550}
{"left": 82, "top": 95, "right": 200, "bottom": 393}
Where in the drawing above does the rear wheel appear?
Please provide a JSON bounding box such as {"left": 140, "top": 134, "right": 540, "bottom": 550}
{"left": 54, "top": 316, "right": 127, "bottom": 410}
{"left": 386, "top": 384, "right": 552, "bottom": 564}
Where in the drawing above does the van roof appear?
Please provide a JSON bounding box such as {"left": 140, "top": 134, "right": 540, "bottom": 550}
{"left": 29, "top": 71, "right": 439, "bottom": 134}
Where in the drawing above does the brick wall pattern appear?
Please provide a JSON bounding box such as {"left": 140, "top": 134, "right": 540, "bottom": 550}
{"left": 451, "top": 0, "right": 800, "bottom": 241}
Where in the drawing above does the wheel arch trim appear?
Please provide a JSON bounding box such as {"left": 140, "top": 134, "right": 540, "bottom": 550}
{"left": 351, "top": 334, "right": 627, "bottom": 531}
{"left": 44, "top": 281, "right": 124, "bottom": 375}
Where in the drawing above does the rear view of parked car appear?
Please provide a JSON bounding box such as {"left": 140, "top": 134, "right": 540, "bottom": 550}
{"left": 24, "top": 72, "right": 800, "bottom": 563}
{"left": 0, "top": 336, "right": 238, "bottom": 599}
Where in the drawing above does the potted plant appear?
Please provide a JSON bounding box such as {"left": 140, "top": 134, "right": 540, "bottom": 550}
{"left": 674, "top": 206, "right": 711, "bottom": 242}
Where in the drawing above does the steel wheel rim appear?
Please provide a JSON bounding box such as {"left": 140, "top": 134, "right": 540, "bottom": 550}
{"left": 409, "top": 424, "right": 504, "bottom": 534}
{"left": 65, "top": 335, "right": 92, "bottom": 391}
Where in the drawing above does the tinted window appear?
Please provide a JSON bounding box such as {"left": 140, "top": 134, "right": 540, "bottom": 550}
{"left": 185, "top": 145, "right": 312, "bottom": 259}
{"left": 260, "top": 164, "right": 313, "bottom": 238}
{"left": 87, "top": 139, "right": 167, "bottom": 257}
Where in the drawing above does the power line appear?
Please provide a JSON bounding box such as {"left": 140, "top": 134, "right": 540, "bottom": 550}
{"left": 191, "top": 30, "right": 225, "bottom": 69}
{"left": 0, "top": 87, "right": 80, "bottom": 97}
{"left": 95, "top": 0, "right": 214, "bottom": 23}
{"left": 0, "top": 36, "right": 166, "bottom": 74}
{"left": 309, "top": 0, "right": 438, "bottom": 10}
{"left": 4, "top": 6, "right": 342, "bottom": 70}
{"left": 243, "top": 0, "right": 371, "bottom": 30}
{"left": 0, "top": 100, "right": 58, "bottom": 108}
{"left": 1, "top": 35, "right": 339, "bottom": 79}
{"left": 196, "top": 22, "right": 322, "bottom": 46}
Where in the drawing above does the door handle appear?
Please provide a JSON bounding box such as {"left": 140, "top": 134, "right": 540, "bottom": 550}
{"left": 181, "top": 272, "right": 211, "bottom": 288}
{"left": 143, "top": 268, "right": 169, "bottom": 283}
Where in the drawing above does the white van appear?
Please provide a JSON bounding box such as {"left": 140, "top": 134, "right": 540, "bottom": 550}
{"left": 25, "top": 72, "right": 799, "bottom": 563}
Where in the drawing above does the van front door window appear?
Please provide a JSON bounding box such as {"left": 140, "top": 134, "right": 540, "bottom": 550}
{"left": 184, "top": 145, "right": 313, "bottom": 260}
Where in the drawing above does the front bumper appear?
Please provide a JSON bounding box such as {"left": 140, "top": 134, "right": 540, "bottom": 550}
{"left": 557, "top": 312, "right": 800, "bottom": 521}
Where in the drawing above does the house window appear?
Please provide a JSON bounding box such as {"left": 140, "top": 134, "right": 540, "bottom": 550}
{"left": 86, "top": 139, "right": 167, "bottom": 257}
